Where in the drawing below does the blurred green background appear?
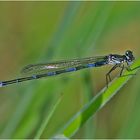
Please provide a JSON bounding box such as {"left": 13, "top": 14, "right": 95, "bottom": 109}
{"left": 0, "top": 1, "right": 140, "bottom": 139}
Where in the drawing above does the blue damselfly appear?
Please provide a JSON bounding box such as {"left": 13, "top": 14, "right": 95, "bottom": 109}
{"left": 0, "top": 50, "right": 135, "bottom": 87}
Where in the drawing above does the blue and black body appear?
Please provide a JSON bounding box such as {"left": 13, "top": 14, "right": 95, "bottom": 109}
{"left": 0, "top": 50, "right": 135, "bottom": 87}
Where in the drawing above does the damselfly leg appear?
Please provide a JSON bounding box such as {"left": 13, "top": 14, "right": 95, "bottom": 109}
{"left": 119, "top": 63, "right": 136, "bottom": 77}
{"left": 106, "top": 62, "right": 137, "bottom": 88}
{"left": 119, "top": 64, "right": 124, "bottom": 76}
{"left": 106, "top": 64, "right": 119, "bottom": 88}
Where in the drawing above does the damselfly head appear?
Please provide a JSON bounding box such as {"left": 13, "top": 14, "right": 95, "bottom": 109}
{"left": 125, "top": 50, "right": 135, "bottom": 64}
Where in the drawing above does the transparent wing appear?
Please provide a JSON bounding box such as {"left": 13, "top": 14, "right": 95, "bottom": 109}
{"left": 21, "top": 56, "right": 107, "bottom": 75}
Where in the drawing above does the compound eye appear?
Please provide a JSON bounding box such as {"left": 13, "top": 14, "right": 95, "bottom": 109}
{"left": 126, "top": 51, "right": 129, "bottom": 55}
{"left": 125, "top": 50, "right": 132, "bottom": 56}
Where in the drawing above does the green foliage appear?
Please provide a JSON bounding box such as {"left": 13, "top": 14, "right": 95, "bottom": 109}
{"left": 0, "top": 2, "right": 140, "bottom": 139}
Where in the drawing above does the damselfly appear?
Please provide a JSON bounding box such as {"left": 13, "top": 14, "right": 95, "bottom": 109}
{"left": 0, "top": 50, "right": 135, "bottom": 87}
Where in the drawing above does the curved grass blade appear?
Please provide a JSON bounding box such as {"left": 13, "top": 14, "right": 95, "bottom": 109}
{"left": 61, "top": 59, "right": 140, "bottom": 137}
{"left": 34, "top": 94, "right": 63, "bottom": 139}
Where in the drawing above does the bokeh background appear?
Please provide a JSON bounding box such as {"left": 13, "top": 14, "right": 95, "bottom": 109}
{"left": 0, "top": 1, "right": 140, "bottom": 139}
